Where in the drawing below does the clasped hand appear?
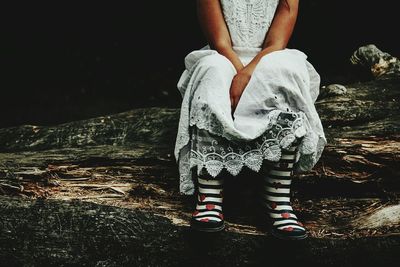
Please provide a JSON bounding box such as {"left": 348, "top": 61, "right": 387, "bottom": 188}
{"left": 230, "top": 69, "right": 252, "bottom": 117}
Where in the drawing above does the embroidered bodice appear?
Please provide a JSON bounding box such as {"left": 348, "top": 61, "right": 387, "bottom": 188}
{"left": 220, "top": 0, "right": 279, "bottom": 48}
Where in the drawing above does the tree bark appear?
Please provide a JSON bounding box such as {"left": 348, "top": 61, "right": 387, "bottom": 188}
{"left": 1, "top": 196, "right": 399, "bottom": 267}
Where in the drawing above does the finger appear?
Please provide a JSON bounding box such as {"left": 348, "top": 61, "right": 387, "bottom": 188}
{"left": 232, "top": 97, "right": 238, "bottom": 110}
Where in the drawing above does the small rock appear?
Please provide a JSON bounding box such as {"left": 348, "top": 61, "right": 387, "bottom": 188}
{"left": 319, "top": 84, "right": 347, "bottom": 99}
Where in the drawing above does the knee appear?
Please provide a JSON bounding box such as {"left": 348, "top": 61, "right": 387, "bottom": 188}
{"left": 256, "top": 52, "right": 301, "bottom": 77}
{"left": 197, "top": 53, "right": 235, "bottom": 73}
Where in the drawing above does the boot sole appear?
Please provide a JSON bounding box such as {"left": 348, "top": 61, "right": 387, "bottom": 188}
{"left": 190, "top": 224, "right": 225, "bottom": 233}
{"left": 270, "top": 227, "right": 308, "bottom": 240}
{"left": 257, "top": 201, "right": 308, "bottom": 240}
{"left": 190, "top": 219, "right": 225, "bottom": 233}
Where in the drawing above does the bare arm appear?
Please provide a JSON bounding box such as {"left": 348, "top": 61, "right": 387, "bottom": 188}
{"left": 196, "top": 0, "right": 244, "bottom": 72}
{"left": 229, "top": 0, "right": 299, "bottom": 115}
{"left": 241, "top": 0, "right": 299, "bottom": 76}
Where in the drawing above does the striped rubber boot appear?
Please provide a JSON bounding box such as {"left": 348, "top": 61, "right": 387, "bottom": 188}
{"left": 190, "top": 172, "right": 225, "bottom": 232}
{"left": 260, "top": 138, "right": 308, "bottom": 240}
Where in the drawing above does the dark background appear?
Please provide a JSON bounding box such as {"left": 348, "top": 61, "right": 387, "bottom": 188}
{"left": 1, "top": 1, "right": 398, "bottom": 128}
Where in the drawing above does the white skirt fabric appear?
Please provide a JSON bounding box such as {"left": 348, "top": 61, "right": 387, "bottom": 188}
{"left": 175, "top": 45, "right": 327, "bottom": 195}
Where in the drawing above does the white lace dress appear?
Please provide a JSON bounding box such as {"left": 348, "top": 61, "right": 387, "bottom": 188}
{"left": 175, "top": 0, "right": 327, "bottom": 195}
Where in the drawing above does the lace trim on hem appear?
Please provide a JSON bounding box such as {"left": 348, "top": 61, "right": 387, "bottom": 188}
{"left": 178, "top": 132, "right": 327, "bottom": 195}
{"left": 177, "top": 117, "right": 327, "bottom": 195}
{"left": 188, "top": 117, "right": 307, "bottom": 178}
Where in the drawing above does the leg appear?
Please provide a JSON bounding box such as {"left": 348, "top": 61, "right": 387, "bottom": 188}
{"left": 259, "top": 137, "right": 308, "bottom": 240}
{"left": 190, "top": 169, "right": 225, "bottom": 232}
{"left": 190, "top": 53, "right": 236, "bottom": 124}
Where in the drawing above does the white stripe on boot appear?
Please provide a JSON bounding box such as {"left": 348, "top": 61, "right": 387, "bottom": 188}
{"left": 192, "top": 175, "right": 224, "bottom": 223}
{"left": 261, "top": 141, "right": 307, "bottom": 235}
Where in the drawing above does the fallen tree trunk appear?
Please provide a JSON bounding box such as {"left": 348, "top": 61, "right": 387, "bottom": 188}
{"left": 1, "top": 196, "right": 399, "bottom": 267}
{"left": 0, "top": 45, "right": 399, "bottom": 265}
